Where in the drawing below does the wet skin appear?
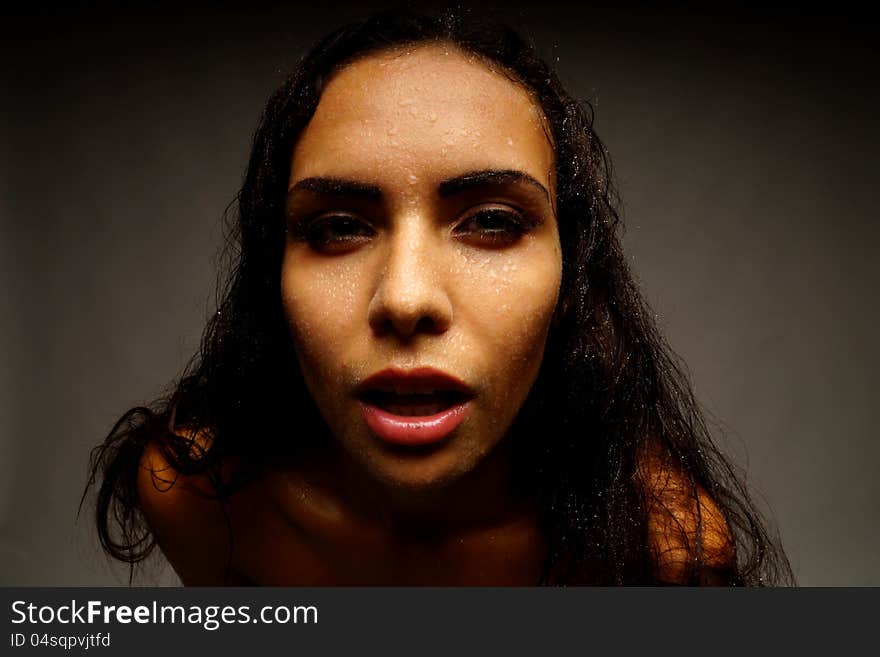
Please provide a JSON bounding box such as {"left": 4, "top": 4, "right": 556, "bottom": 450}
{"left": 281, "top": 44, "right": 561, "bottom": 512}
{"left": 139, "top": 44, "right": 560, "bottom": 584}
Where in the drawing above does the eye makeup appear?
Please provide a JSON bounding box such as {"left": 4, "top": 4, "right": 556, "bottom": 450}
{"left": 292, "top": 213, "right": 377, "bottom": 254}
{"left": 285, "top": 169, "right": 553, "bottom": 254}
{"left": 452, "top": 206, "right": 541, "bottom": 248}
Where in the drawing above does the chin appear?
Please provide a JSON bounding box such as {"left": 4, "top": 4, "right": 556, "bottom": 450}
{"left": 332, "top": 415, "right": 505, "bottom": 501}
{"left": 361, "top": 448, "right": 475, "bottom": 493}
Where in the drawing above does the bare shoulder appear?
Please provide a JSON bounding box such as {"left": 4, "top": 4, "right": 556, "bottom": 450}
{"left": 639, "top": 450, "right": 737, "bottom": 585}
{"left": 137, "top": 431, "right": 240, "bottom": 585}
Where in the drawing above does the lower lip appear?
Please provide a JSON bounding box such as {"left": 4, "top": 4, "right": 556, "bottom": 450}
{"left": 359, "top": 400, "right": 471, "bottom": 447}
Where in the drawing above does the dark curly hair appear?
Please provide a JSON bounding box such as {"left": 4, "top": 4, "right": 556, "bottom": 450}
{"left": 83, "top": 6, "right": 793, "bottom": 586}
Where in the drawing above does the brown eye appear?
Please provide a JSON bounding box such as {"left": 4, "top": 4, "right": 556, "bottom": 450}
{"left": 454, "top": 208, "right": 532, "bottom": 247}
{"left": 301, "top": 214, "right": 375, "bottom": 253}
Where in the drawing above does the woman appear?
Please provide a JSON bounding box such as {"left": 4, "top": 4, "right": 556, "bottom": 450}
{"left": 85, "top": 8, "right": 793, "bottom": 585}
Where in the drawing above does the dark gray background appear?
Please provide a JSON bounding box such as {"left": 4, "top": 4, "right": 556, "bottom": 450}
{"left": 2, "top": 2, "right": 877, "bottom": 585}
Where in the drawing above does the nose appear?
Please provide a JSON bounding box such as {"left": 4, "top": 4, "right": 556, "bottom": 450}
{"left": 367, "top": 219, "right": 453, "bottom": 339}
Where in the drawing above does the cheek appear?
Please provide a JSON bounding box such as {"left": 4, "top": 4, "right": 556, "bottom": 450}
{"left": 457, "top": 247, "right": 562, "bottom": 408}
{"left": 280, "top": 254, "right": 366, "bottom": 398}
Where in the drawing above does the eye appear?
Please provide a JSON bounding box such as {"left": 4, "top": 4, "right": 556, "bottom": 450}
{"left": 295, "top": 214, "right": 375, "bottom": 253}
{"left": 453, "top": 207, "right": 534, "bottom": 248}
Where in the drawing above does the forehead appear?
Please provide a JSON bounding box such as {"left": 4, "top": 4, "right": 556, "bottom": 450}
{"left": 290, "top": 44, "right": 554, "bottom": 187}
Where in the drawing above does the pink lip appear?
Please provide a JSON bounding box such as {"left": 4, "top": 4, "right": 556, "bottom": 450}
{"left": 359, "top": 400, "right": 471, "bottom": 446}
{"left": 355, "top": 367, "right": 475, "bottom": 447}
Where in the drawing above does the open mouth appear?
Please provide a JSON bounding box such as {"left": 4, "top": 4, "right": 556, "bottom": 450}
{"left": 354, "top": 368, "right": 475, "bottom": 446}
{"left": 358, "top": 390, "right": 470, "bottom": 417}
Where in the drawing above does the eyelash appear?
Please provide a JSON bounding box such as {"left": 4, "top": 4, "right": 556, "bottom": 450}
{"left": 453, "top": 208, "right": 535, "bottom": 246}
{"left": 291, "top": 207, "right": 536, "bottom": 253}
{"left": 294, "top": 214, "right": 375, "bottom": 252}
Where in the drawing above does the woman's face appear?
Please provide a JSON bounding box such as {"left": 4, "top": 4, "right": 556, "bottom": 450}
{"left": 282, "top": 44, "right": 561, "bottom": 491}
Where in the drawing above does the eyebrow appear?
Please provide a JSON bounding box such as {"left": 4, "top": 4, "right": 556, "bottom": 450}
{"left": 438, "top": 169, "right": 550, "bottom": 202}
{"left": 287, "top": 177, "right": 383, "bottom": 201}
{"left": 287, "top": 169, "right": 550, "bottom": 203}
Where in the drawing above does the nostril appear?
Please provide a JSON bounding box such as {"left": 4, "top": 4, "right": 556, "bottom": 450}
{"left": 414, "top": 315, "right": 443, "bottom": 335}
{"left": 374, "top": 313, "right": 442, "bottom": 338}
{"left": 367, "top": 260, "right": 454, "bottom": 338}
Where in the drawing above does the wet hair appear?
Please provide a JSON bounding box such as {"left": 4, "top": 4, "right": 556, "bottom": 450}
{"left": 84, "top": 7, "right": 793, "bottom": 585}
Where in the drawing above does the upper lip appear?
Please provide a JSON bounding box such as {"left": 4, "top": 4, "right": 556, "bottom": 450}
{"left": 354, "top": 367, "right": 475, "bottom": 398}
